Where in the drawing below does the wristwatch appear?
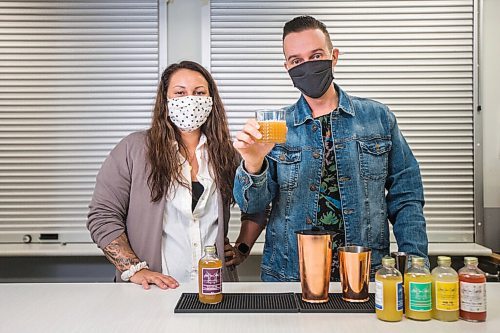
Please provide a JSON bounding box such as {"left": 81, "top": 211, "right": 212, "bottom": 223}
{"left": 237, "top": 243, "right": 250, "bottom": 256}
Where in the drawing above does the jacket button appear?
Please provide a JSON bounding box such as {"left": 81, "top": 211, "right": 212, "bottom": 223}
{"left": 279, "top": 154, "right": 286, "bottom": 161}
{"left": 312, "top": 125, "right": 318, "bottom": 132}
{"left": 306, "top": 217, "right": 312, "bottom": 224}
{"left": 309, "top": 184, "right": 317, "bottom": 191}
{"left": 312, "top": 151, "right": 320, "bottom": 159}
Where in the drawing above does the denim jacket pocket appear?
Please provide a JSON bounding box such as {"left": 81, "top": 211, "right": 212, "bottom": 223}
{"left": 358, "top": 139, "right": 392, "bottom": 180}
{"left": 268, "top": 145, "right": 301, "bottom": 191}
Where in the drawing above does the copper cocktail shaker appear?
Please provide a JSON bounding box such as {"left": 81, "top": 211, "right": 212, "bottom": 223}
{"left": 338, "top": 246, "right": 371, "bottom": 302}
{"left": 296, "top": 229, "right": 334, "bottom": 303}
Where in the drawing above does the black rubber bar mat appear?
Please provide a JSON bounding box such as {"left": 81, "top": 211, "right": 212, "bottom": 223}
{"left": 295, "top": 293, "right": 376, "bottom": 313}
{"left": 174, "top": 293, "right": 299, "bottom": 313}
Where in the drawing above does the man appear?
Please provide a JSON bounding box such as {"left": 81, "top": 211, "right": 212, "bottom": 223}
{"left": 230, "top": 16, "right": 428, "bottom": 282}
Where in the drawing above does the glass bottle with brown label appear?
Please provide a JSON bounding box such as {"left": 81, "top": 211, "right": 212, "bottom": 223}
{"left": 198, "top": 245, "right": 223, "bottom": 304}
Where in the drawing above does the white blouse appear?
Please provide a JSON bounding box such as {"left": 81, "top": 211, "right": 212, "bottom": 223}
{"left": 160, "top": 134, "right": 219, "bottom": 282}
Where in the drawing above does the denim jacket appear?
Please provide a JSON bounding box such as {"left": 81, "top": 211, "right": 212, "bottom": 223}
{"left": 233, "top": 84, "right": 428, "bottom": 281}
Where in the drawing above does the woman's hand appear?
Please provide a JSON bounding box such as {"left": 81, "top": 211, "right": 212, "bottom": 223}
{"left": 130, "top": 269, "right": 179, "bottom": 290}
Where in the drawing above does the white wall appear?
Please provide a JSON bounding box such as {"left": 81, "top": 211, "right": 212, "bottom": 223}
{"left": 481, "top": 0, "right": 500, "bottom": 207}
{"left": 481, "top": 0, "right": 500, "bottom": 251}
{"left": 167, "top": 0, "right": 207, "bottom": 64}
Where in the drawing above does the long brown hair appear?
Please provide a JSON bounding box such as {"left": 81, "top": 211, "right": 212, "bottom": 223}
{"left": 146, "top": 61, "right": 238, "bottom": 205}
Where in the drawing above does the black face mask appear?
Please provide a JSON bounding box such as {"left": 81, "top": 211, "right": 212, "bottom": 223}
{"left": 288, "top": 59, "right": 334, "bottom": 98}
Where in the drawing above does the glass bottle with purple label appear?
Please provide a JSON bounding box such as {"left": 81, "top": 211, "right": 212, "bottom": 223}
{"left": 198, "top": 245, "right": 223, "bottom": 304}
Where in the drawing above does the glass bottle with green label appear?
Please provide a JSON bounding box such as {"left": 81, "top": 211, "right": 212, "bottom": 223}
{"left": 432, "top": 256, "right": 459, "bottom": 321}
{"left": 404, "top": 256, "right": 432, "bottom": 320}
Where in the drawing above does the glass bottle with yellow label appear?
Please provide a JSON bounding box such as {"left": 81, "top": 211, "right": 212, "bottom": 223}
{"left": 375, "top": 256, "right": 403, "bottom": 322}
{"left": 405, "top": 256, "right": 432, "bottom": 320}
{"left": 432, "top": 256, "right": 459, "bottom": 321}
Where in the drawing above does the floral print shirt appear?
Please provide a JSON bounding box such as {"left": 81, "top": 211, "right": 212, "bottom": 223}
{"left": 317, "top": 112, "right": 346, "bottom": 281}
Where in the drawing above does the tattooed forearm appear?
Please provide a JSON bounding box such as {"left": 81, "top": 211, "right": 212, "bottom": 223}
{"left": 103, "top": 233, "right": 140, "bottom": 272}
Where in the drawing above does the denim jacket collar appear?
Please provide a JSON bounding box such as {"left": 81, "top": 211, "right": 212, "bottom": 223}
{"left": 292, "top": 83, "right": 355, "bottom": 126}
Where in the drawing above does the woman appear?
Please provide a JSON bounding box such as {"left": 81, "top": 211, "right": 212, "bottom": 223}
{"left": 87, "top": 61, "right": 261, "bottom": 289}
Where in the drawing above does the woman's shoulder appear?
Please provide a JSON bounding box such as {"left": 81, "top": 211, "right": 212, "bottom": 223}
{"left": 110, "top": 130, "right": 148, "bottom": 158}
{"left": 121, "top": 130, "right": 148, "bottom": 145}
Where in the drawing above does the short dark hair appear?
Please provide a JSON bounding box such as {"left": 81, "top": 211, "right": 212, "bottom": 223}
{"left": 282, "top": 15, "right": 333, "bottom": 51}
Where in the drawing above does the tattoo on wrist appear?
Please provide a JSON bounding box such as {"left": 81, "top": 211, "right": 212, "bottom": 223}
{"left": 103, "top": 233, "right": 140, "bottom": 272}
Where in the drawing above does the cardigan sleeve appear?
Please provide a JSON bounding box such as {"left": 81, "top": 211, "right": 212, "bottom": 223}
{"left": 87, "top": 137, "right": 132, "bottom": 249}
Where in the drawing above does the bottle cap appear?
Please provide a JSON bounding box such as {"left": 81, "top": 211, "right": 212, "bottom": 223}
{"left": 411, "top": 256, "right": 425, "bottom": 265}
{"left": 204, "top": 245, "right": 216, "bottom": 254}
{"left": 437, "top": 256, "right": 451, "bottom": 265}
{"left": 382, "top": 256, "right": 395, "bottom": 266}
{"left": 464, "top": 256, "right": 478, "bottom": 265}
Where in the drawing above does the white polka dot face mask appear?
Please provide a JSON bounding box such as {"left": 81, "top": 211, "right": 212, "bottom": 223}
{"left": 167, "top": 95, "right": 213, "bottom": 132}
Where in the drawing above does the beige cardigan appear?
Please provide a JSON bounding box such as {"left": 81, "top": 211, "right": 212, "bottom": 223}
{"left": 87, "top": 131, "right": 255, "bottom": 282}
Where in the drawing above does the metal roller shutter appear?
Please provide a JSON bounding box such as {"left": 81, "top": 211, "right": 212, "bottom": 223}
{"left": 0, "top": 0, "right": 159, "bottom": 244}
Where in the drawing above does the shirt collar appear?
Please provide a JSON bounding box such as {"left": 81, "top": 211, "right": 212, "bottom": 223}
{"left": 173, "top": 132, "right": 207, "bottom": 152}
{"left": 195, "top": 132, "right": 208, "bottom": 151}
{"left": 292, "top": 83, "right": 355, "bottom": 126}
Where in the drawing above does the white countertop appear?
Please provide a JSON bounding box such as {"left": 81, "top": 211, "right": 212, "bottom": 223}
{"left": 0, "top": 242, "right": 493, "bottom": 257}
{"left": 0, "top": 282, "right": 498, "bottom": 333}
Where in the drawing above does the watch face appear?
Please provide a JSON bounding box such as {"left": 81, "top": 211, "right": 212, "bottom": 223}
{"left": 237, "top": 243, "right": 250, "bottom": 255}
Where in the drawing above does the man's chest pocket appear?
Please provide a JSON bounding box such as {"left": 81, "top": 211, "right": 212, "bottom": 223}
{"left": 268, "top": 145, "right": 302, "bottom": 191}
{"left": 357, "top": 139, "right": 392, "bottom": 180}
